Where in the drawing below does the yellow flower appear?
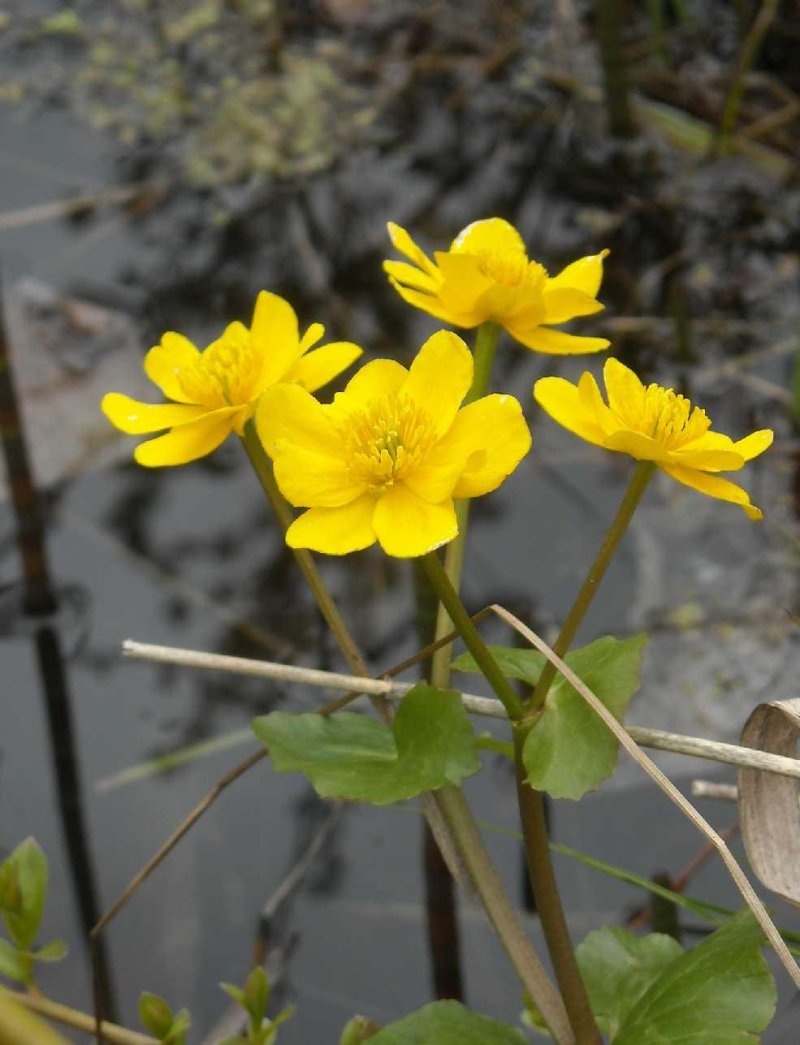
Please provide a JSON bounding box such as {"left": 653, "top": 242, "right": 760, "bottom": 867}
{"left": 102, "top": 291, "right": 362, "bottom": 467}
{"left": 256, "top": 330, "right": 532, "bottom": 557}
{"left": 534, "top": 358, "right": 773, "bottom": 519}
{"left": 384, "top": 217, "right": 610, "bottom": 355}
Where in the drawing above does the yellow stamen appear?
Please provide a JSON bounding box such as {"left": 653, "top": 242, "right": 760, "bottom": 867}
{"left": 177, "top": 336, "right": 261, "bottom": 408}
{"left": 614, "top": 384, "right": 711, "bottom": 449}
{"left": 341, "top": 394, "right": 437, "bottom": 489}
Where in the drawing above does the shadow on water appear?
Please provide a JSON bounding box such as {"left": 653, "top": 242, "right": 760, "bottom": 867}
{"left": 0, "top": 288, "right": 116, "bottom": 1021}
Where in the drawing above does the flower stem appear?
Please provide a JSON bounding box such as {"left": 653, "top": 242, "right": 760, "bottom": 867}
{"left": 240, "top": 420, "right": 371, "bottom": 680}
{"left": 529, "top": 460, "right": 655, "bottom": 712}
{"left": 434, "top": 786, "right": 574, "bottom": 1044}
{"left": 431, "top": 320, "right": 501, "bottom": 689}
{"left": 466, "top": 320, "right": 501, "bottom": 405}
{"left": 422, "top": 551, "right": 524, "bottom": 720}
{"left": 513, "top": 731, "right": 601, "bottom": 1044}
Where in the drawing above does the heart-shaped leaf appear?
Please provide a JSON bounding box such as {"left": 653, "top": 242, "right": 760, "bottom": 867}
{"left": 252, "top": 684, "right": 480, "bottom": 804}
{"left": 367, "top": 1001, "right": 526, "bottom": 1043}
{"left": 455, "top": 636, "right": 647, "bottom": 799}
{"left": 522, "top": 635, "right": 646, "bottom": 799}
{"left": 614, "top": 910, "right": 776, "bottom": 1043}
{"left": 575, "top": 928, "right": 683, "bottom": 1038}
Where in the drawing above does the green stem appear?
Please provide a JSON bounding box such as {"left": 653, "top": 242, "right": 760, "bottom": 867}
{"left": 466, "top": 320, "right": 501, "bottom": 405}
{"left": 422, "top": 551, "right": 524, "bottom": 720}
{"left": 513, "top": 731, "right": 601, "bottom": 1044}
{"left": 434, "top": 787, "right": 573, "bottom": 1044}
{"left": 530, "top": 460, "right": 655, "bottom": 711}
{"left": 431, "top": 321, "right": 501, "bottom": 690}
{"left": 244, "top": 418, "right": 570, "bottom": 1039}
{"left": 240, "top": 420, "right": 371, "bottom": 681}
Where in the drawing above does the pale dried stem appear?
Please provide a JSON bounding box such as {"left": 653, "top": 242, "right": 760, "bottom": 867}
{"left": 123, "top": 640, "right": 800, "bottom": 783}
{"left": 10, "top": 993, "right": 156, "bottom": 1045}
{"left": 489, "top": 604, "right": 800, "bottom": 990}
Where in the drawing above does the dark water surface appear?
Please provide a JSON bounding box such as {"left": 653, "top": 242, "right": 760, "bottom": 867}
{"left": 2, "top": 8, "right": 800, "bottom": 1039}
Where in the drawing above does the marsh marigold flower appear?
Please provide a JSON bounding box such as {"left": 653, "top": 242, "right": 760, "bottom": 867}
{"left": 256, "top": 330, "right": 532, "bottom": 557}
{"left": 102, "top": 291, "right": 362, "bottom": 467}
{"left": 534, "top": 358, "right": 773, "bottom": 519}
{"left": 384, "top": 218, "right": 610, "bottom": 355}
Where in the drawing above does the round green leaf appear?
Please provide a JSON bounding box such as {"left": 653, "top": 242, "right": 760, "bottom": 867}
{"left": 368, "top": 1001, "right": 526, "bottom": 1044}
{"left": 614, "top": 910, "right": 776, "bottom": 1043}
{"left": 252, "top": 684, "right": 480, "bottom": 804}
{"left": 522, "top": 635, "right": 648, "bottom": 800}
{"left": 575, "top": 928, "right": 683, "bottom": 1038}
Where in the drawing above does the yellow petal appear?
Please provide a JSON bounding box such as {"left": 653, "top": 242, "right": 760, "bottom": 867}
{"left": 134, "top": 407, "right": 240, "bottom": 467}
{"left": 387, "top": 277, "right": 461, "bottom": 325}
{"left": 578, "top": 370, "right": 616, "bottom": 434}
{"left": 680, "top": 430, "right": 737, "bottom": 454}
{"left": 403, "top": 454, "right": 465, "bottom": 504}
{"left": 604, "top": 430, "right": 672, "bottom": 463}
{"left": 735, "top": 429, "right": 773, "bottom": 461}
{"left": 451, "top": 217, "right": 526, "bottom": 258}
{"left": 431, "top": 394, "right": 532, "bottom": 499}
{"left": 222, "top": 320, "right": 249, "bottom": 344}
{"left": 286, "top": 341, "right": 363, "bottom": 393}
{"left": 330, "top": 358, "right": 409, "bottom": 421}
{"left": 250, "top": 290, "right": 303, "bottom": 386}
{"left": 256, "top": 383, "right": 343, "bottom": 460}
{"left": 533, "top": 376, "right": 608, "bottom": 447}
{"left": 383, "top": 260, "right": 440, "bottom": 292}
{"left": 661, "top": 463, "right": 763, "bottom": 520}
{"left": 603, "top": 358, "right": 645, "bottom": 417}
{"left": 101, "top": 393, "right": 206, "bottom": 434}
{"left": 273, "top": 444, "right": 367, "bottom": 507}
{"left": 435, "top": 252, "right": 494, "bottom": 318}
{"left": 669, "top": 446, "right": 745, "bottom": 472}
{"left": 286, "top": 494, "right": 378, "bottom": 555}
{"left": 299, "top": 322, "right": 325, "bottom": 353}
{"left": 542, "top": 287, "right": 605, "bottom": 325}
{"left": 509, "top": 325, "right": 610, "bottom": 355}
{"left": 404, "top": 330, "right": 473, "bottom": 437}
{"left": 373, "top": 485, "right": 458, "bottom": 557}
{"left": 387, "top": 222, "right": 438, "bottom": 276}
{"left": 144, "top": 332, "right": 200, "bottom": 403}
{"left": 547, "top": 250, "right": 609, "bottom": 297}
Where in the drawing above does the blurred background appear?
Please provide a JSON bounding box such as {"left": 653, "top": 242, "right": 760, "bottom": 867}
{"left": 1, "top": 1, "right": 799, "bottom": 1040}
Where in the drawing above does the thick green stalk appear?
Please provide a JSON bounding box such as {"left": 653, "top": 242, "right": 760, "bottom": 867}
{"left": 530, "top": 461, "right": 655, "bottom": 711}
{"left": 434, "top": 786, "right": 573, "bottom": 1044}
{"left": 422, "top": 551, "right": 524, "bottom": 720}
{"left": 423, "top": 556, "right": 597, "bottom": 1039}
{"left": 243, "top": 419, "right": 565, "bottom": 1027}
{"left": 431, "top": 321, "right": 501, "bottom": 689}
{"left": 241, "top": 420, "right": 370, "bottom": 679}
{"left": 513, "top": 731, "right": 601, "bottom": 1044}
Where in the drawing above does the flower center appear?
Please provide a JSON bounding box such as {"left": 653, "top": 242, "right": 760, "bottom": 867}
{"left": 476, "top": 248, "right": 530, "bottom": 287}
{"left": 620, "top": 384, "right": 711, "bottom": 449}
{"left": 177, "top": 334, "right": 261, "bottom": 408}
{"left": 341, "top": 393, "right": 437, "bottom": 489}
